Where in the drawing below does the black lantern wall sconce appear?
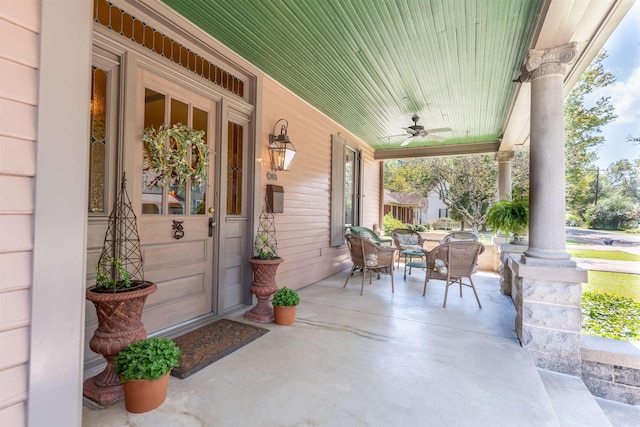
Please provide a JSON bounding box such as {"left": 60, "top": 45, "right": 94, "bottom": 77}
{"left": 268, "top": 119, "right": 297, "bottom": 171}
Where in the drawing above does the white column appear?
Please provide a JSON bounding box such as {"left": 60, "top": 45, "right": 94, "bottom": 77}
{"left": 495, "top": 151, "right": 514, "bottom": 200}
{"left": 520, "top": 43, "right": 577, "bottom": 267}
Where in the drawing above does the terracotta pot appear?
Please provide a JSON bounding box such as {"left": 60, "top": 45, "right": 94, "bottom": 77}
{"left": 123, "top": 371, "right": 171, "bottom": 413}
{"left": 83, "top": 282, "right": 157, "bottom": 404}
{"left": 273, "top": 305, "right": 297, "bottom": 326}
{"left": 245, "top": 257, "right": 283, "bottom": 322}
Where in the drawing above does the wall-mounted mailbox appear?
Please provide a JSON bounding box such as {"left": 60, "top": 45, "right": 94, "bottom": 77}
{"left": 266, "top": 184, "right": 284, "bottom": 213}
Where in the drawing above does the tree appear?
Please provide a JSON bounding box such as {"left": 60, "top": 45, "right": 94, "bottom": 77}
{"left": 511, "top": 146, "right": 530, "bottom": 199}
{"left": 605, "top": 159, "right": 640, "bottom": 202}
{"left": 384, "top": 159, "right": 437, "bottom": 197}
{"left": 564, "top": 51, "right": 617, "bottom": 217}
{"left": 431, "top": 155, "right": 497, "bottom": 231}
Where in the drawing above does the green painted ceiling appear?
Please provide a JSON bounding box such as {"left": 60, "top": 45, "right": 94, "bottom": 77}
{"left": 161, "top": 0, "right": 542, "bottom": 154}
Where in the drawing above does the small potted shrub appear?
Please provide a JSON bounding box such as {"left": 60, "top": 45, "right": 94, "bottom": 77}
{"left": 272, "top": 287, "right": 300, "bottom": 326}
{"left": 114, "top": 337, "right": 182, "bottom": 413}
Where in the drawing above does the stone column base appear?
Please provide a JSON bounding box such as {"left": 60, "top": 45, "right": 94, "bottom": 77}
{"left": 511, "top": 259, "right": 587, "bottom": 376}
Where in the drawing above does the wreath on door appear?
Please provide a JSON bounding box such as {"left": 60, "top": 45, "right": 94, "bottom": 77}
{"left": 142, "top": 123, "right": 211, "bottom": 190}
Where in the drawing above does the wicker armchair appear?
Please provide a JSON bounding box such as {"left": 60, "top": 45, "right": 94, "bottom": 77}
{"left": 344, "top": 234, "right": 396, "bottom": 295}
{"left": 422, "top": 241, "right": 485, "bottom": 308}
{"left": 439, "top": 231, "right": 478, "bottom": 244}
{"left": 347, "top": 225, "right": 393, "bottom": 246}
{"left": 391, "top": 228, "right": 426, "bottom": 268}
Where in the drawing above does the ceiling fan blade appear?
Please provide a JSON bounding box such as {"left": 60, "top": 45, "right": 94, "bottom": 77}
{"left": 425, "top": 127, "right": 453, "bottom": 134}
{"left": 400, "top": 136, "right": 414, "bottom": 146}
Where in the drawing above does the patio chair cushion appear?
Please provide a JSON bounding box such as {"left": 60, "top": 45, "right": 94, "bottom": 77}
{"left": 434, "top": 259, "right": 448, "bottom": 274}
{"left": 365, "top": 254, "right": 378, "bottom": 267}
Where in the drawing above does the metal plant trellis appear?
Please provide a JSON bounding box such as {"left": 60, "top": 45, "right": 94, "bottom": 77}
{"left": 96, "top": 173, "right": 145, "bottom": 289}
{"left": 253, "top": 195, "right": 278, "bottom": 259}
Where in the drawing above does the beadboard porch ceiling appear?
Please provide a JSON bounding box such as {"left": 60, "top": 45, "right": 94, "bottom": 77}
{"left": 160, "top": 0, "right": 634, "bottom": 160}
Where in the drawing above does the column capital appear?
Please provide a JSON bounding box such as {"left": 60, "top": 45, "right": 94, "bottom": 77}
{"left": 495, "top": 151, "right": 515, "bottom": 163}
{"left": 517, "top": 42, "right": 577, "bottom": 82}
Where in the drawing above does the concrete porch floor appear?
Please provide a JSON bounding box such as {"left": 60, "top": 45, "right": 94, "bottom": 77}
{"left": 82, "top": 269, "right": 640, "bottom": 426}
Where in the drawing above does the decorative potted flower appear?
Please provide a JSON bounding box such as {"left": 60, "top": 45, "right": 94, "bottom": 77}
{"left": 244, "top": 199, "right": 283, "bottom": 323}
{"left": 272, "top": 287, "right": 300, "bottom": 326}
{"left": 486, "top": 198, "right": 529, "bottom": 244}
{"left": 115, "top": 337, "right": 182, "bottom": 413}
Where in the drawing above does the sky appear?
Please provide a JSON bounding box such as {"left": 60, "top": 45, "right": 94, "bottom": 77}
{"left": 588, "top": 1, "right": 640, "bottom": 169}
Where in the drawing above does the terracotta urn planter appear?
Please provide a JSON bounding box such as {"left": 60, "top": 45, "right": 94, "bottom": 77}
{"left": 83, "top": 282, "right": 157, "bottom": 405}
{"left": 244, "top": 257, "right": 283, "bottom": 322}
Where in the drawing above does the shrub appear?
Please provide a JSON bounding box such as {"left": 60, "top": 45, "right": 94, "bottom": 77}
{"left": 115, "top": 337, "right": 182, "bottom": 381}
{"left": 272, "top": 287, "right": 300, "bottom": 306}
{"left": 383, "top": 213, "right": 405, "bottom": 235}
{"left": 565, "top": 213, "right": 584, "bottom": 227}
{"left": 581, "top": 291, "right": 640, "bottom": 341}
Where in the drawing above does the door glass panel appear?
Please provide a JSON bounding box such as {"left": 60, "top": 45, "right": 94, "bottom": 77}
{"left": 142, "top": 88, "right": 165, "bottom": 214}
{"left": 190, "top": 107, "right": 208, "bottom": 214}
{"left": 226, "top": 122, "right": 243, "bottom": 215}
{"left": 168, "top": 98, "right": 189, "bottom": 215}
{"left": 89, "top": 67, "right": 108, "bottom": 213}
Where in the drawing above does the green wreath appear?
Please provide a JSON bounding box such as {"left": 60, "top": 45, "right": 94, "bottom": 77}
{"left": 142, "top": 123, "right": 211, "bottom": 190}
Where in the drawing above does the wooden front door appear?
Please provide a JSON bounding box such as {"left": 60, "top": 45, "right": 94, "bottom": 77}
{"left": 134, "top": 70, "right": 218, "bottom": 332}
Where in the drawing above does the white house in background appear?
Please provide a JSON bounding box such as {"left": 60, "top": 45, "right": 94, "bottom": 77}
{"left": 383, "top": 190, "right": 448, "bottom": 225}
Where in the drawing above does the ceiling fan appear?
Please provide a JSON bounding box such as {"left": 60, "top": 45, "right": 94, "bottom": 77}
{"left": 393, "top": 115, "right": 452, "bottom": 146}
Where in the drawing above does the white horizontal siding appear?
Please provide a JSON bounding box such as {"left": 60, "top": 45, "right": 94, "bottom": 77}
{"left": 0, "top": 4, "right": 39, "bottom": 426}
{"left": 261, "top": 77, "right": 381, "bottom": 290}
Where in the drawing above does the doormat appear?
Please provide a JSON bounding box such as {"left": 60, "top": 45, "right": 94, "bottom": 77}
{"left": 170, "top": 319, "right": 269, "bottom": 379}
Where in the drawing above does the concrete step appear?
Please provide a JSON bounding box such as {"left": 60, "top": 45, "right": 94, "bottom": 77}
{"left": 538, "top": 368, "right": 612, "bottom": 427}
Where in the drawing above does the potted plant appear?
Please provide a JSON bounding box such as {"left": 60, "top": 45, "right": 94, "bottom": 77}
{"left": 83, "top": 174, "right": 157, "bottom": 405}
{"left": 486, "top": 198, "right": 529, "bottom": 244}
{"left": 245, "top": 201, "right": 284, "bottom": 323}
{"left": 272, "top": 287, "right": 300, "bottom": 326}
{"left": 114, "top": 337, "right": 182, "bottom": 413}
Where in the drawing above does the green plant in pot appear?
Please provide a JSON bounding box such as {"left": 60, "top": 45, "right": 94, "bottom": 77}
{"left": 94, "top": 256, "right": 132, "bottom": 291}
{"left": 114, "top": 337, "right": 182, "bottom": 413}
{"left": 486, "top": 198, "right": 529, "bottom": 244}
{"left": 272, "top": 287, "right": 300, "bottom": 326}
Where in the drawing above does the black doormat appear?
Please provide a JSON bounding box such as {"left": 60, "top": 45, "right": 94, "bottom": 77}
{"left": 170, "top": 319, "right": 269, "bottom": 379}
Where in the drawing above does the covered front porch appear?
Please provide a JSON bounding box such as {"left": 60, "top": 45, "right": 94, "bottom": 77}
{"left": 82, "top": 270, "right": 637, "bottom": 426}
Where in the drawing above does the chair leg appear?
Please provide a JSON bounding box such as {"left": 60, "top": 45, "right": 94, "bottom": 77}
{"left": 422, "top": 277, "right": 428, "bottom": 296}
{"left": 343, "top": 265, "right": 357, "bottom": 288}
{"left": 390, "top": 269, "right": 395, "bottom": 293}
{"left": 443, "top": 280, "right": 451, "bottom": 308}
{"left": 360, "top": 266, "right": 366, "bottom": 295}
{"left": 468, "top": 277, "right": 482, "bottom": 308}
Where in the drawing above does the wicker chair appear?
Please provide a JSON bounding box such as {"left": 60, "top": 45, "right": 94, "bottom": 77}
{"left": 439, "top": 231, "right": 478, "bottom": 244}
{"left": 346, "top": 225, "right": 393, "bottom": 246}
{"left": 391, "top": 228, "right": 426, "bottom": 268}
{"left": 344, "top": 234, "right": 396, "bottom": 295}
{"left": 422, "top": 241, "right": 485, "bottom": 308}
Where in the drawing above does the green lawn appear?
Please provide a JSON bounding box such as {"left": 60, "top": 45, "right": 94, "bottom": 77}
{"left": 568, "top": 248, "right": 640, "bottom": 262}
{"left": 583, "top": 271, "right": 640, "bottom": 303}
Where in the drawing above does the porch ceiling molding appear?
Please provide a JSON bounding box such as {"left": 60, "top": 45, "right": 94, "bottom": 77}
{"left": 156, "top": 0, "right": 634, "bottom": 160}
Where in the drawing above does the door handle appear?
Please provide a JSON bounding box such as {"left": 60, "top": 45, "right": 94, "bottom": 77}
{"left": 208, "top": 217, "right": 215, "bottom": 237}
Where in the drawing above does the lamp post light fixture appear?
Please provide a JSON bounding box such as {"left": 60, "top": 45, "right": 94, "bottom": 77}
{"left": 268, "top": 119, "right": 296, "bottom": 171}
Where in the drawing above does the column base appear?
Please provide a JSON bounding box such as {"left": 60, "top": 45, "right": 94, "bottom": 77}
{"left": 511, "top": 260, "right": 587, "bottom": 376}
{"left": 522, "top": 248, "right": 576, "bottom": 268}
